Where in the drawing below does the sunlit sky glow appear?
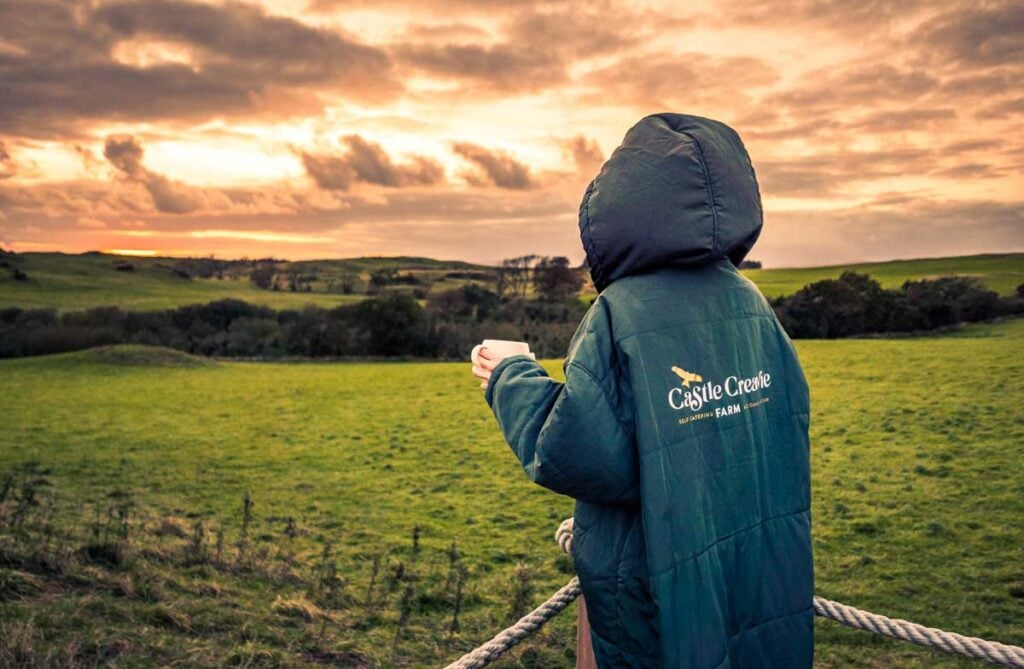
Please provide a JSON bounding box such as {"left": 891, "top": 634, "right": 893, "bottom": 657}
{"left": 0, "top": 0, "right": 1021, "bottom": 267}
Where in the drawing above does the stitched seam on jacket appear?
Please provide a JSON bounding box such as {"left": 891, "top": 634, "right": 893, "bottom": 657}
{"left": 726, "top": 604, "right": 814, "bottom": 642}
{"left": 615, "top": 311, "right": 776, "bottom": 345}
{"left": 683, "top": 130, "right": 720, "bottom": 255}
{"left": 650, "top": 507, "right": 809, "bottom": 577}
{"left": 588, "top": 621, "right": 659, "bottom": 662}
{"left": 639, "top": 406, "right": 809, "bottom": 460}
{"left": 488, "top": 358, "right": 551, "bottom": 451}
{"left": 567, "top": 359, "right": 633, "bottom": 437}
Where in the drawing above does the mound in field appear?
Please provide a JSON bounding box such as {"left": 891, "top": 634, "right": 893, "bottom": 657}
{"left": 84, "top": 344, "right": 216, "bottom": 367}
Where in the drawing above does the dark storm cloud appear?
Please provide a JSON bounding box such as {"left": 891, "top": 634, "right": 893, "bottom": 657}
{"left": 914, "top": 1, "right": 1024, "bottom": 67}
{"left": 0, "top": 0, "right": 398, "bottom": 137}
{"left": 301, "top": 135, "right": 445, "bottom": 191}
{"left": 452, "top": 143, "right": 535, "bottom": 190}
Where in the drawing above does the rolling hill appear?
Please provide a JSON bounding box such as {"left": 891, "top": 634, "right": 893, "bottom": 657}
{"left": 0, "top": 250, "right": 1021, "bottom": 312}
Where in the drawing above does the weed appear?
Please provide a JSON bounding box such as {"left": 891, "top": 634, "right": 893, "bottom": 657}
{"left": 508, "top": 562, "right": 534, "bottom": 622}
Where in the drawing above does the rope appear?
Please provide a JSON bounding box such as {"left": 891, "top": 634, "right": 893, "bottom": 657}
{"left": 443, "top": 577, "right": 581, "bottom": 669}
{"left": 442, "top": 518, "right": 1024, "bottom": 668}
{"left": 813, "top": 597, "right": 1024, "bottom": 667}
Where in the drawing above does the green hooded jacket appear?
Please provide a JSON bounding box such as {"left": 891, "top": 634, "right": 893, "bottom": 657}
{"left": 484, "top": 113, "right": 813, "bottom": 668}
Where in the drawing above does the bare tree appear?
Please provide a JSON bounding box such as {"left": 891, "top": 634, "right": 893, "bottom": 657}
{"left": 497, "top": 255, "right": 538, "bottom": 298}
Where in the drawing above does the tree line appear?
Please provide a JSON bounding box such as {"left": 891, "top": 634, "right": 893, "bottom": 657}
{"left": 1, "top": 271, "right": 1021, "bottom": 360}
{"left": 0, "top": 286, "right": 587, "bottom": 360}
{"left": 771, "top": 272, "right": 1024, "bottom": 338}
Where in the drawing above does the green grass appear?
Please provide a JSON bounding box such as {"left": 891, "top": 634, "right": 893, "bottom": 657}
{"left": 0, "top": 253, "right": 359, "bottom": 312}
{"left": 1, "top": 321, "right": 1022, "bottom": 666}
{"left": 0, "top": 253, "right": 492, "bottom": 312}
{"left": 4, "top": 251, "right": 1021, "bottom": 313}
{"left": 742, "top": 253, "right": 1024, "bottom": 298}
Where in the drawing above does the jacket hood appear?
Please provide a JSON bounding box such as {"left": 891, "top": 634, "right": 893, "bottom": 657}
{"left": 579, "top": 113, "right": 763, "bottom": 292}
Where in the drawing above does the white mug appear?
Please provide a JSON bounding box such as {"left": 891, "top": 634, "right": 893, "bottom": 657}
{"left": 471, "top": 339, "right": 536, "bottom": 367}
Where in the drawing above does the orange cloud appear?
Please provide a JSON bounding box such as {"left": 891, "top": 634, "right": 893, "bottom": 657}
{"left": 0, "top": 0, "right": 1020, "bottom": 266}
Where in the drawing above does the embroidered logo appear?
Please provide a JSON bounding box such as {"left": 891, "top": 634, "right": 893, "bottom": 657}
{"left": 670, "top": 366, "right": 703, "bottom": 387}
{"left": 667, "top": 365, "right": 772, "bottom": 424}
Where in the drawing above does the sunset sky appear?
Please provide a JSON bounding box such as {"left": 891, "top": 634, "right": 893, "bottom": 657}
{"left": 0, "top": 0, "right": 1021, "bottom": 267}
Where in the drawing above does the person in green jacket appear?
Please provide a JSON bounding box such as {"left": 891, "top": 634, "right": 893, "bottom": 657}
{"left": 472, "top": 113, "right": 813, "bottom": 668}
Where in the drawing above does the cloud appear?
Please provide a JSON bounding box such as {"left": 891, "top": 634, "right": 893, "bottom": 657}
{"left": 452, "top": 142, "right": 535, "bottom": 189}
{"left": 564, "top": 136, "right": 604, "bottom": 174}
{"left": 503, "top": 4, "right": 640, "bottom": 60}
{"left": 755, "top": 147, "right": 948, "bottom": 197}
{"left": 103, "top": 136, "right": 146, "bottom": 178}
{"left": 391, "top": 2, "right": 648, "bottom": 95}
{"left": 0, "top": 141, "right": 14, "bottom": 180}
{"left": 0, "top": 0, "right": 398, "bottom": 137}
{"left": 402, "top": 22, "right": 491, "bottom": 42}
{"left": 581, "top": 52, "right": 778, "bottom": 111}
{"left": 308, "top": 0, "right": 563, "bottom": 13}
{"left": 914, "top": 2, "right": 1024, "bottom": 68}
{"left": 301, "top": 135, "right": 445, "bottom": 191}
{"left": 940, "top": 139, "right": 1005, "bottom": 156}
{"left": 759, "top": 199, "right": 1024, "bottom": 268}
{"left": 1, "top": 0, "right": 1020, "bottom": 266}
{"left": 767, "top": 63, "right": 938, "bottom": 114}
{"left": 975, "top": 96, "right": 1024, "bottom": 120}
{"left": 394, "top": 42, "right": 564, "bottom": 92}
{"left": 843, "top": 107, "right": 957, "bottom": 131}
{"left": 104, "top": 135, "right": 226, "bottom": 214}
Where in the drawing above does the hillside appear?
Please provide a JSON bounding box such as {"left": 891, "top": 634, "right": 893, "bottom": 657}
{"left": 743, "top": 253, "right": 1024, "bottom": 298}
{"left": 0, "top": 252, "right": 495, "bottom": 312}
{"left": 1, "top": 250, "right": 1021, "bottom": 312}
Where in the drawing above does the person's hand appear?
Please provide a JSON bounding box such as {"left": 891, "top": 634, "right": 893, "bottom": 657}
{"left": 472, "top": 347, "right": 506, "bottom": 390}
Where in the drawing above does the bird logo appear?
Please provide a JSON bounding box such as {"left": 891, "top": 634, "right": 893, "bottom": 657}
{"left": 671, "top": 366, "right": 703, "bottom": 388}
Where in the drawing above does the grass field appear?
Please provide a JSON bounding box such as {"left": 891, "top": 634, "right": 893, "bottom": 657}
{"left": 2, "top": 252, "right": 1022, "bottom": 313}
{"left": 742, "top": 253, "right": 1024, "bottom": 298}
{"left": 0, "top": 253, "right": 490, "bottom": 312}
{"left": 1, "top": 321, "right": 1023, "bottom": 667}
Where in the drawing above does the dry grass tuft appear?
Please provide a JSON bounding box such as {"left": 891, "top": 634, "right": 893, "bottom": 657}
{"left": 271, "top": 595, "right": 329, "bottom": 622}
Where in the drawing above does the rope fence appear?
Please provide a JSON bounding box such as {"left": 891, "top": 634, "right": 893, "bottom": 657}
{"left": 443, "top": 518, "right": 1024, "bottom": 669}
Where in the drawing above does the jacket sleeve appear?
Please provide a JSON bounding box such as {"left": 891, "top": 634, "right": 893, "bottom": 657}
{"left": 484, "top": 297, "right": 639, "bottom": 505}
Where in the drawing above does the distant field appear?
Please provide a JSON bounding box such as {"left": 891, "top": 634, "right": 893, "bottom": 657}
{"left": 2, "top": 251, "right": 1021, "bottom": 312}
{"left": 1, "top": 320, "right": 1021, "bottom": 666}
{"left": 742, "top": 253, "right": 1024, "bottom": 298}
{"left": 0, "top": 253, "right": 492, "bottom": 312}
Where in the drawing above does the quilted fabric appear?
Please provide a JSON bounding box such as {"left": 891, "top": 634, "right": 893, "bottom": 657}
{"left": 484, "top": 114, "right": 813, "bottom": 667}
